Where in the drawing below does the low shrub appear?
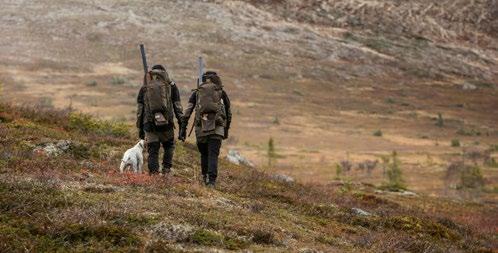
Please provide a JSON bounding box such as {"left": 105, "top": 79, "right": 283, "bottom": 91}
{"left": 86, "top": 80, "right": 98, "bottom": 87}
{"left": 111, "top": 77, "right": 126, "bottom": 85}
{"left": 251, "top": 229, "right": 275, "bottom": 245}
{"left": 373, "top": 130, "right": 383, "bottom": 137}
{"left": 451, "top": 139, "right": 461, "bottom": 147}
{"left": 435, "top": 113, "right": 444, "bottom": 127}
{"left": 190, "top": 229, "right": 223, "bottom": 246}
{"left": 459, "top": 166, "right": 485, "bottom": 189}
{"left": 67, "top": 113, "right": 129, "bottom": 137}
{"left": 457, "top": 128, "right": 481, "bottom": 136}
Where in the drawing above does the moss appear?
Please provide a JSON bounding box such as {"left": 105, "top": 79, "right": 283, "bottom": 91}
{"left": 303, "top": 203, "right": 337, "bottom": 218}
{"left": 125, "top": 214, "right": 160, "bottom": 226}
{"left": 0, "top": 181, "right": 71, "bottom": 215}
{"left": 190, "top": 229, "right": 224, "bottom": 246}
{"left": 384, "top": 216, "right": 460, "bottom": 241}
{"left": 316, "top": 235, "right": 339, "bottom": 246}
{"left": 56, "top": 223, "right": 141, "bottom": 247}
{"left": 0, "top": 224, "right": 32, "bottom": 252}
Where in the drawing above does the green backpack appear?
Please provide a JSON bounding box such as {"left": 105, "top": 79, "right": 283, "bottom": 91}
{"left": 196, "top": 81, "right": 225, "bottom": 132}
{"left": 144, "top": 71, "right": 173, "bottom": 127}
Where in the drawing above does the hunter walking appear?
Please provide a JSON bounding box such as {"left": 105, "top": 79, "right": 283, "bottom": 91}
{"left": 181, "top": 71, "right": 232, "bottom": 187}
{"left": 137, "top": 64, "right": 185, "bottom": 175}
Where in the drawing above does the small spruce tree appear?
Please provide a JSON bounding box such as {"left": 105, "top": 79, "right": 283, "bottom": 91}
{"left": 383, "top": 151, "right": 406, "bottom": 191}
{"left": 335, "top": 164, "right": 343, "bottom": 180}
{"left": 436, "top": 113, "right": 444, "bottom": 127}
{"left": 267, "top": 137, "right": 276, "bottom": 167}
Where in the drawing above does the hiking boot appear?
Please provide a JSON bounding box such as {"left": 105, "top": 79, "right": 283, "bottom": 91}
{"left": 205, "top": 180, "right": 216, "bottom": 188}
{"left": 162, "top": 167, "right": 171, "bottom": 175}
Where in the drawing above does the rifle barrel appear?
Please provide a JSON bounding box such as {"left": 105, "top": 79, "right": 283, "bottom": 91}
{"left": 198, "top": 57, "right": 204, "bottom": 87}
{"left": 140, "top": 44, "right": 148, "bottom": 74}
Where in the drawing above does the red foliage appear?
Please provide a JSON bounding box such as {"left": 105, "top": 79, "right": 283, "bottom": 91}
{"left": 106, "top": 170, "right": 169, "bottom": 187}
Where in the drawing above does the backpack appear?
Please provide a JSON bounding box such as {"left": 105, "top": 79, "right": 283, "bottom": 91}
{"left": 196, "top": 81, "right": 225, "bottom": 132}
{"left": 144, "top": 72, "right": 173, "bottom": 127}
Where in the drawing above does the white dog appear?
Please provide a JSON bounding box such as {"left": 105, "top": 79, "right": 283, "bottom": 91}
{"left": 119, "top": 140, "right": 145, "bottom": 173}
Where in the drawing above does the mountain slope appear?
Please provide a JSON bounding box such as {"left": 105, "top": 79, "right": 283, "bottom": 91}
{"left": 0, "top": 104, "right": 496, "bottom": 252}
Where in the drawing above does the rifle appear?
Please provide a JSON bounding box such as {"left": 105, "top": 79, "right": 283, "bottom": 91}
{"left": 188, "top": 56, "right": 204, "bottom": 137}
{"left": 139, "top": 44, "right": 148, "bottom": 75}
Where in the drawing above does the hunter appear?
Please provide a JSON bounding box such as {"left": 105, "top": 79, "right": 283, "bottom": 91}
{"left": 137, "top": 64, "right": 186, "bottom": 175}
{"left": 180, "top": 71, "right": 232, "bottom": 187}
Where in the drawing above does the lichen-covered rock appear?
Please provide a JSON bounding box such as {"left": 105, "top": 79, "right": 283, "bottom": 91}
{"left": 352, "top": 207, "right": 372, "bottom": 216}
{"left": 150, "top": 222, "right": 195, "bottom": 242}
{"left": 33, "top": 140, "right": 72, "bottom": 157}
{"left": 271, "top": 174, "right": 295, "bottom": 183}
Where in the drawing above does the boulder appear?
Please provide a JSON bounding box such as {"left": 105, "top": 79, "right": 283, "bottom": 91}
{"left": 226, "top": 149, "right": 254, "bottom": 167}
{"left": 272, "top": 174, "right": 295, "bottom": 183}
{"left": 352, "top": 207, "right": 372, "bottom": 216}
{"left": 462, "top": 82, "right": 477, "bottom": 90}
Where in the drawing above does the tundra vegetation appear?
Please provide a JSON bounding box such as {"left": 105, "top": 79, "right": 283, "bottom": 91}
{"left": 0, "top": 103, "right": 496, "bottom": 252}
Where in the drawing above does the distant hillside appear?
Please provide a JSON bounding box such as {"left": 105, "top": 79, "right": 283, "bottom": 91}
{"left": 244, "top": 0, "right": 498, "bottom": 43}
{"left": 0, "top": 0, "right": 497, "bottom": 207}
{"left": 0, "top": 103, "right": 496, "bottom": 252}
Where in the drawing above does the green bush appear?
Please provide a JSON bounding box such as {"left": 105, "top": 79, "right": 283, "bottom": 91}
{"left": 68, "top": 142, "right": 91, "bottom": 159}
{"left": 373, "top": 130, "right": 383, "bottom": 137}
{"left": 111, "top": 77, "right": 126, "bottom": 85}
{"left": 451, "top": 139, "right": 461, "bottom": 147}
{"left": 67, "top": 113, "right": 129, "bottom": 137}
{"left": 459, "top": 166, "right": 485, "bottom": 189}
{"left": 86, "top": 80, "right": 98, "bottom": 87}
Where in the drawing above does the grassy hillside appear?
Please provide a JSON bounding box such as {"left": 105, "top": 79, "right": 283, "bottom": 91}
{"left": 0, "top": 103, "right": 496, "bottom": 252}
